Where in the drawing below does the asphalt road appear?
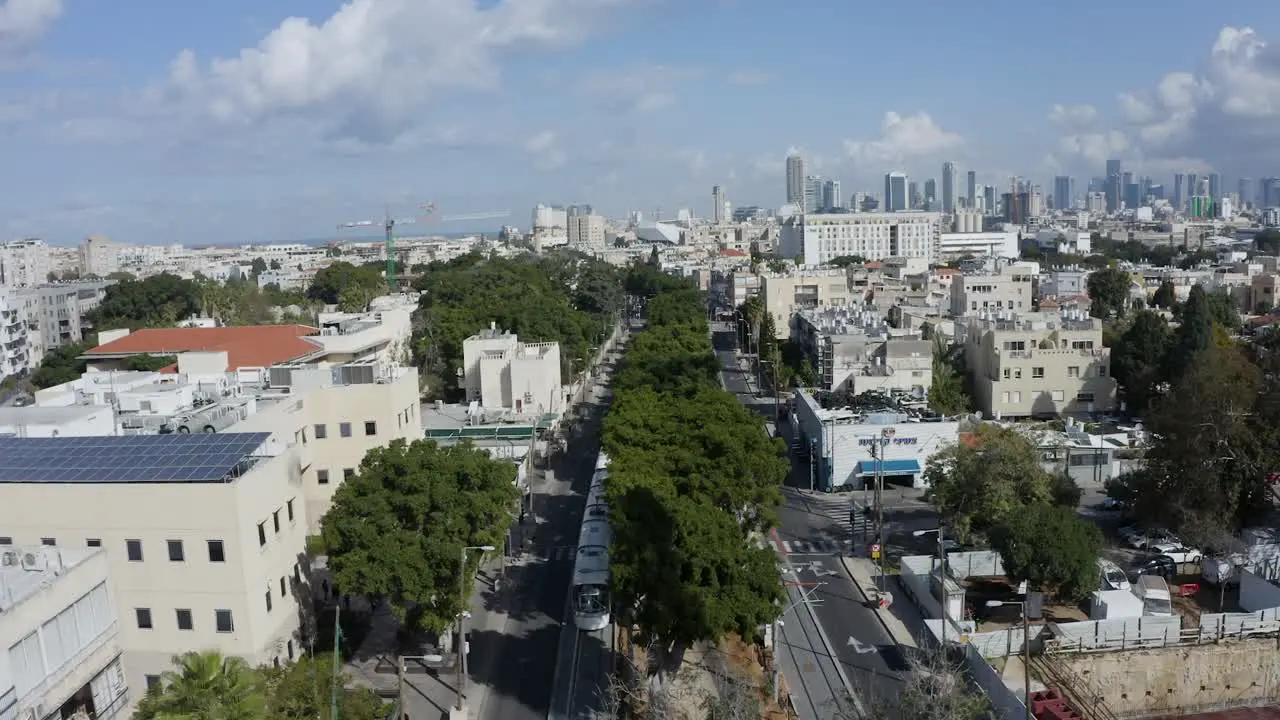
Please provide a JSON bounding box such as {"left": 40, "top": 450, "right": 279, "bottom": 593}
{"left": 475, "top": 336, "right": 625, "bottom": 720}
{"left": 711, "top": 329, "right": 907, "bottom": 711}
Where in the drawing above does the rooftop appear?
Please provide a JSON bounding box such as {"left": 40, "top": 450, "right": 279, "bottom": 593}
{"left": 0, "top": 404, "right": 108, "bottom": 427}
{"left": 0, "top": 432, "right": 274, "bottom": 483}
{"left": 84, "top": 325, "right": 321, "bottom": 369}
{"left": 0, "top": 546, "right": 101, "bottom": 612}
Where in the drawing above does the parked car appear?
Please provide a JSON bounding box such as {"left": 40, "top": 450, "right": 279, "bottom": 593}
{"left": 1148, "top": 543, "right": 1202, "bottom": 564}
{"left": 1119, "top": 525, "right": 1178, "bottom": 550}
{"left": 1100, "top": 497, "right": 1126, "bottom": 511}
{"left": 1137, "top": 555, "right": 1178, "bottom": 580}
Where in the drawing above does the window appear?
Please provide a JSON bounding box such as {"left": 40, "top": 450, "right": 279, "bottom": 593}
{"left": 265, "top": 590, "right": 273, "bottom": 612}
{"left": 1077, "top": 392, "right": 1095, "bottom": 403}
{"left": 215, "top": 609, "right": 234, "bottom": 633}
{"left": 0, "top": 537, "right": 9, "bottom": 545}
{"left": 287, "top": 640, "right": 294, "bottom": 659}
{"left": 145, "top": 675, "right": 162, "bottom": 693}
{"left": 1067, "top": 366, "right": 1080, "bottom": 378}
{"left": 293, "top": 564, "right": 302, "bottom": 586}
{"left": 257, "top": 522, "right": 267, "bottom": 547}
{"left": 280, "top": 576, "right": 288, "bottom": 597}
{"left": 339, "top": 422, "right": 352, "bottom": 438}
{"left": 317, "top": 469, "right": 330, "bottom": 485}
{"left": 126, "top": 539, "right": 143, "bottom": 561}
{"left": 41, "top": 538, "right": 55, "bottom": 546}
{"left": 207, "top": 540, "right": 225, "bottom": 562}
{"left": 286, "top": 498, "right": 295, "bottom": 522}
{"left": 314, "top": 423, "right": 328, "bottom": 439}
{"left": 343, "top": 468, "right": 355, "bottom": 480}
{"left": 1002, "top": 368, "right": 1010, "bottom": 380}
{"left": 87, "top": 538, "right": 101, "bottom": 547}
{"left": 176, "top": 609, "right": 193, "bottom": 631}
{"left": 1031, "top": 367, "right": 1045, "bottom": 379}
{"left": 136, "top": 608, "right": 153, "bottom": 629}
{"left": 364, "top": 421, "right": 377, "bottom": 436}
{"left": 168, "top": 540, "right": 185, "bottom": 562}
{"left": 1051, "top": 390, "right": 1065, "bottom": 402}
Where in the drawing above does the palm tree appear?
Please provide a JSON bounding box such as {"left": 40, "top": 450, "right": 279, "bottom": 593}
{"left": 134, "top": 650, "right": 267, "bottom": 720}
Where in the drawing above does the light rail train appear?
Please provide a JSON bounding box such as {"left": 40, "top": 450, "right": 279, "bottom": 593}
{"left": 571, "top": 451, "right": 611, "bottom": 631}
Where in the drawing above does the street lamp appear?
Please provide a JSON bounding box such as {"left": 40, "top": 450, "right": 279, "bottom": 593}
{"left": 913, "top": 527, "right": 948, "bottom": 647}
{"left": 456, "top": 544, "right": 496, "bottom": 714}
{"left": 986, "top": 599, "right": 1032, "bottom": 720}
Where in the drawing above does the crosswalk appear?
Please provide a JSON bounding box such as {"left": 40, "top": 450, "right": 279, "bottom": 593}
{"left": 801, "top": 492, "right": 875, "bottom": 540}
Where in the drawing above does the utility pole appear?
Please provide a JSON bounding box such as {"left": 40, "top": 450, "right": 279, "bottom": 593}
{"left": 330, "top": 608, "right": 341, "bottom": 720}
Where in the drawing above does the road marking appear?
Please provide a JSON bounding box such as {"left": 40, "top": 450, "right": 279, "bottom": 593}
{"left": 805, "top": 561, "right": 837, "bottom": 577}
{"left": 847, "top": 637, "right": 877, "bottom": 655}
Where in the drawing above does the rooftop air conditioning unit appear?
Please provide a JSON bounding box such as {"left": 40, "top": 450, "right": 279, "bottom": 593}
{"left": 20, "top": 552, "right": 46, "bottom": 571}
{"left": 0, "top": 550, "right": 18, "bottom": 567}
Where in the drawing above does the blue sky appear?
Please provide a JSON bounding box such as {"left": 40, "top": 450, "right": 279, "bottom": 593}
{"left": 2, "top": 0, "right": 1280, "bottom": 244}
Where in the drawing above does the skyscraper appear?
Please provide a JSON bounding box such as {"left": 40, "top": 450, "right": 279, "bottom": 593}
{"left": 941, "top": 162, "right": 957, "bottom": 213}
{"left": 1239, "top": 178, "right": 1252, "bottom": 207}
{"left": 1209, "top": 173, "right": 1222, "bottom": 200}
{"left": 804, "top": 176, "right": 823, "bottom": 214}
{"left": 1053, "top": 176, "right": 1074, "bottom": 211}
{"left": 786, "top": 153, "right": 805, "bottom": 207}
{"left": 924, "top": 178, "right": 938, "bottom": 210}
{"left": 1106, "top": 159, "right": 1122, "bottom": 178}
{"left": 1173, "top": 173, "right": 1185, "bottom": 211}
{"left": 966, "top": 170, "right": 977, "bottom": 209}
{"left": 712, "top": 185, "right": 726, "bottom": 224}
{"left": 884, "top": 172, "right": 908, "bottom": 212}
{"left": 822, "top": 180, "right": 842, "bottom": 213}
{"left": 908, "top": 180, "right": 921, "bottom": 209}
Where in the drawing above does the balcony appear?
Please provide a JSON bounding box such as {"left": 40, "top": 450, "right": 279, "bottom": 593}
{"left": 16, "top": 623, "right": 124, "bottom": 720}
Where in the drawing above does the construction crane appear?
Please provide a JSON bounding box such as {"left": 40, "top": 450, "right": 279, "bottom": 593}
{"left": 336, "top": 204, "right": 511, "bottom": 290}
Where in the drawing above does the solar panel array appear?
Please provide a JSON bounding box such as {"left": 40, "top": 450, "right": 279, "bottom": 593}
{"left": 0, "top": 432, "right": 272, "bottom": 483}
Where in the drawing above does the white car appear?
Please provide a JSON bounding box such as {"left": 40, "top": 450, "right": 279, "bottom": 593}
{"left": 1149, "top": 543, "right": 1202, "bottom": 564}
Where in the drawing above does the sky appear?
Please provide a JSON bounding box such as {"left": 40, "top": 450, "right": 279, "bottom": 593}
{"left": 2, "top": 0, "right": 1280, "bottom": 245}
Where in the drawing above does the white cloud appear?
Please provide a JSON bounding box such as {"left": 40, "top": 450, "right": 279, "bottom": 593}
{"left": 579, "top": 63, "right": 693, "bottom": 114}
{"left": 152, "top": 0, "right": 631, "bottom": 140}
{"left": 0, "top": 0, "right": 60, "bottom": 58}
{"left": 843, "top": 111, "right": 961, "bottom": 165}
{"left": 524, "top": 130, "right": 565, "bottom": 170}
{"left": 1048, "top": 103, "right": 1098, "bottom": 129}
{"left": 1056, "top": 130, "right": 1129, "bottom": 166}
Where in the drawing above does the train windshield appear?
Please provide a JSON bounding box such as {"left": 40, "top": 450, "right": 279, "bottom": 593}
{"left": 574, "top": 584, "right": 610, "bottom": 614}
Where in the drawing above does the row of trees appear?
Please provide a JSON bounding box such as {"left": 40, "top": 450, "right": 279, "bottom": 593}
{"left": 135, "top": 650, "right": 388, "bottom": 720}
{"left": 411, "top": 250, "right": 622, "bottom": 399}
{"left": 88, "top": 272, "right": 317, "bottom": 331}
{"left": 603, "top": 264, "right": 789, "bottom": 675}
{"left": 925, "top": 424, "right": 1102, "bottom": 603}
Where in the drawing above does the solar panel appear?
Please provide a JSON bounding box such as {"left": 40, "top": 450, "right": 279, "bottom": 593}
{"left": 0, "top": 432, "right": 273, "bottom": 484}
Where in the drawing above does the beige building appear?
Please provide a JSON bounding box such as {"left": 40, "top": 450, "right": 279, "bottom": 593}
{"left": 462, "top": 325, "right": 563, "bottom": 418}
{"left": 760, "top": 269, "right": 854, "bottom": 339}
{"left": 0, "top": 433, "right": 306, "bottom": 708}
{"left": 950, "top": 264, "right": 1036, "bottom": 317}
{"left": 0, "top": 546, "right": 129, "bottom": 720}
{"left": 567, "top": 214, "right": 607, "bottom": 250}
{"left": 777, "top": 212, "right": 943, "bottom": 266}
{"left": 962, "top": 310, "right": 1116, "bottom": 418}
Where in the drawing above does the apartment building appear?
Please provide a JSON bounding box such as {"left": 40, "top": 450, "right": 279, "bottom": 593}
{"left": 760, "top": 269, "right": 853, "bottom": 339}
{"left": 0, "top": 546, "right": 128, "bottom": 720}
{"left": 949, "top": 264, "right": 1035, "bottom": 317}
{"left": 0, "top": 433, "right": 306, "bottom": 704}
{"left": 16, "top": 281, "right": 108, "bottom": 366}
{"left": 0, "top": 287, "right": 31, "bottom": 381}
{"left": 962, "top": 309, "right": 1116, "bottom": 419}
{"left": 0, "top": 239, "right": 52, "bottom": 288}
{"left": 778, "top": 212, "right": 943, "bottom": 266}
{"left": 462, "top": 324, "right": 563, "bottom": 417}
{"left": 567, "top": 214, "right": 607, "bottom": 250}
{"left": 313, "top": 299, "right": 414, "bottom": 364}
{"left": 791, "top": 307, "right": 933, "bottom": 396}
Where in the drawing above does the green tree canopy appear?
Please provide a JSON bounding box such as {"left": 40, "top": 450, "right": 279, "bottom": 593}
{"left": 88, "top": 273, "right": 202, "bottom": 330}
{"left": 927, "top": 337, "right": 970, "bottom": 416}
{"left": 126, "top": 354, "right": 178, "bottom": 371}
{"left": 134, "top": 651, "right": 266, "bottom": 720}
{"left": 1163, "top": 284, "right": 1215, "bottom": 384}
{"left": 308, "top": 262, "right": 384, "bottom": 305}
{"left": 1109, "top": 310, "right": 1171, "bottom": 415}
{"left": 1256, "top": 229, "right": 1280, "bottom": 255}
{"left": 923, "top": 424, "right": 1053, "bottom": 540}
{"left": 990, "top": 504, "right": 1103, "bottom": 602}
{"left": 320, "top": 439, "right": 518, "bottom": 633}
{"left": 1086, "top": 267, "right": 1132, "bottom": 320}
{"left": 260, "top": 655, "right": 389, "bottom": 720}
{"left": 31, "top": 342, "right": 89, "bottom": 388}
{"left": 1151, "top": 280, "right": 1177, "bottom": 309}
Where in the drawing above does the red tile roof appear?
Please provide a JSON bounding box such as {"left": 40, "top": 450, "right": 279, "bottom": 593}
{"left": 720, "top": 248, "right": 748, "bottom": 257}
{"left": 84, "top": 325, "right": 321, "bottom": 369}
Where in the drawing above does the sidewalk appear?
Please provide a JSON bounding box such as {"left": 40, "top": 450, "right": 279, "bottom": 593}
{"left": 839, "top": 554, "right": 925, "bottom": 649}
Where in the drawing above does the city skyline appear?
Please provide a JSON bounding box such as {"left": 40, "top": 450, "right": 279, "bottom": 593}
{"left": 1, "top": 1, "right": 1280, "bottom": 242}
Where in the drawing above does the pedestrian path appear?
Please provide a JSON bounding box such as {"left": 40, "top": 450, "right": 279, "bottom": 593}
{"left": 768, "top": 537, "right": 851, "bottom": 554}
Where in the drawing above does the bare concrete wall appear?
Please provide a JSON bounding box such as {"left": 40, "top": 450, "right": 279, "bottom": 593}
{"left": 1058, "top": 640, "right": 1280, "bottom": 717}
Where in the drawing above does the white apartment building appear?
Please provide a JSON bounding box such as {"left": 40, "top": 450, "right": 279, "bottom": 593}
{"left": 949, "top": 264, "right": 1036, "bottom": 317}
{"left": 1040, "top": 268, "right": 1091, "bottom": 299}
{"left": 759, "top": 269, "right": 853, "bottom": 339}
{"left": 0, "top": 240, "right": 52, "bottom": 288}
{"left": 0, "top": 433, "right": 306, "bottom": 705}
{"left": 313, "top": 300, "right": 415, "bottom": 365}
{"left": 938, "top": 230, "right": 1019, "bottom": 260}
{"left": 962, "top": 309, "right": 1117, "bottom": 419}
{"left": 567, "top": 215, "right": 607, "bottom": 250}
{"left": 79, "top": 237, "right": 120, "bottom": 278}
{"left": 727, "top": 270, "right": 761, "bottom": 309}
{"left": 0, "top": 546, "right": 129, "bottom": 720}
{"left": 1034, "top": 228, "right": 1092, "bottom": 254}
{"left": 791, "top": 308, "right": 933, "bottom": 396}
{"left": 16, "top": 281, "right": 109, "bottom": 367}
{"left": 778, "top": 212, "right": 943, "bottom": 266}
{"left": 0, "top": 287, "right": 32, "bottom": 381}
{"left": 462, "top": 324, "right": 563, "bottom": 418}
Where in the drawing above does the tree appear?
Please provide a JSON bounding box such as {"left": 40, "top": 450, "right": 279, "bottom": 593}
{"left": 1109, "top": 310, "right": 1170, "bottom": 415}
{"left": 134, "top": 651, "right": 266, "bottom": 720}
{"left": 927, "top": 337, "right": 970, "bottom": 416}
{"left": 829, "top": 255, "right": 868, "bottom": 268}
{"left": 923, "top": 424, "right": 1053, "bottom": 540}
{"left": 1257, "top": 229, "right": 1280, "bottom": 255}
{"left": 863, "top": 653, "right": 989, "bottom": 720}
{"left": 1163, "top": 284, "right": 1214, "bottom": 385}
{"left": 990, "top": 504, "right": 1102, "bottom": 602}
{"left": 88, "top": 273, "right": 202, "bottom": 330}
{"left": 269, "top": 258, "right": 282, "bottom": 271}
{"left": 30, "top": 342, "right": 89, "bottom": 388}
{"left": 308, "top": 262, "right": 383, "bottom": 305}
{"left": 250, "top": 257, "right": 268, "bottom": 277}
{"left": 1151, "top": 280, "right": 1177, "bottom": 309}
{"left": 1086, "top": 267, "right": 1132, "bottom": 320}
{"left": 260, "top": 656, "right": 389, "bottom": 720}
{"left": 320, "top": 439, "right": 518, "bottom": 633}
{"left": 126, "top": 354, "right": 178, "bottom": 371}
{"left": 1203, "top": 288, "right": 1242, "bottom": 330}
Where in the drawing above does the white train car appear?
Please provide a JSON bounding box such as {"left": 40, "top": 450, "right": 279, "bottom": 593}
{"left": 572, "top": 451, "right": 611, "bottom": 631}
